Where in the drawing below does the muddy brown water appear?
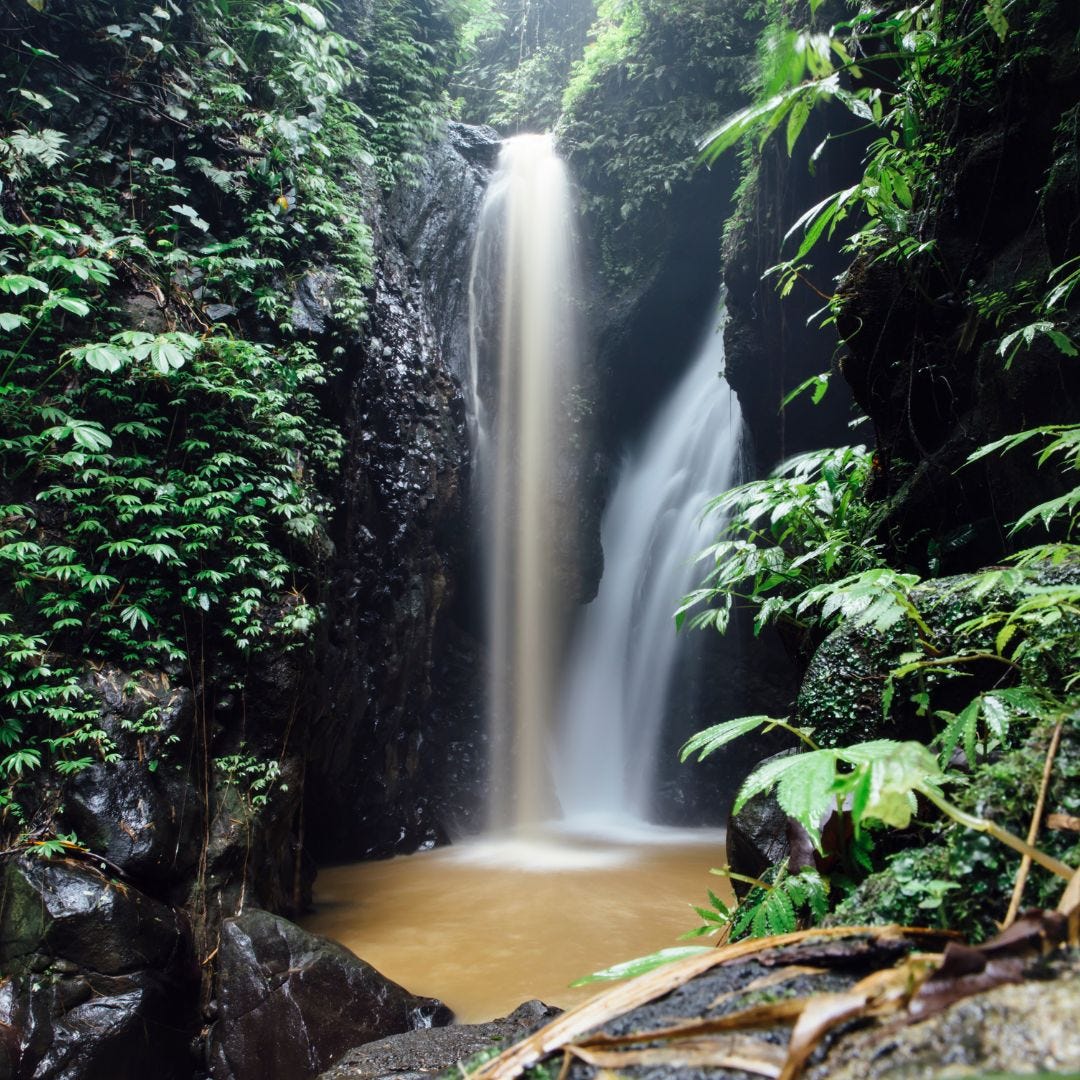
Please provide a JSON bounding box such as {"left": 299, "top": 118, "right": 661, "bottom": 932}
{"left": 302, "top": 827, "right": 731, "bottom": 1023}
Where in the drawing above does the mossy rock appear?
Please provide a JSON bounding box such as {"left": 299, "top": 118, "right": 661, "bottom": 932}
{"left": 829, "top": 716, "right": 1080, "bottom": 939}
{"left": 797, "top": 560, "right": 1079, "bottom": 749}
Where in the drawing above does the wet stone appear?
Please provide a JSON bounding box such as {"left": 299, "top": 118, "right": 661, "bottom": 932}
{"left": 208, "top": 909, "right": 452, "bottom": 1080}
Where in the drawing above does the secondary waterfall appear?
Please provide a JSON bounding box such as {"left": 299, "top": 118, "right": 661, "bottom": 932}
{"left": 467, "top": 133, "right": 581, "bottom": 831}
{"left": 555, "top": 304, "right": 743, "bottom": 825}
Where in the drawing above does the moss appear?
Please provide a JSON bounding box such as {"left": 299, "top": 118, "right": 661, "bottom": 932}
{"left": 830, "top": 717, "right": 1080, "bottom": 940}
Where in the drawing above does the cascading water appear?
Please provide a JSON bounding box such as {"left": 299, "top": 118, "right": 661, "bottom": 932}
{"left": 466, "top": 133, "right": 581, "bottom": 832}
{"left": 555, "top": 304, "right": 743, "bottom": 826}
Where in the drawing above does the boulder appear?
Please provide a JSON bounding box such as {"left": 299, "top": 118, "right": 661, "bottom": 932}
{"left": 0, "top": 972, "right": 193, "bottom": 1080}
{"left": 0, "top": 855, "right": 194, "bottom": 1079}
{"left": 63, "top": 761, "right": 200, "bottom": 888}
{"left": 318, "top": 999, "right": 560, "bottom": 1080}
{"left": 208, "top": 909, "right": 452, "bottom": 1080}
{"left": 0, "top": 856, "right": 189, "bottom": 979}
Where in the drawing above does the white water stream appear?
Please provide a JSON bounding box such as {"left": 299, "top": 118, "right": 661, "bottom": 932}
{"left": 555, "top": 304, "right": 743, "bottom": 825}
{"left": 467, "top": 135, "right": 742, "bottom": 844}
{"left": 466, "top": 133, "right": 581, "bottom": 831}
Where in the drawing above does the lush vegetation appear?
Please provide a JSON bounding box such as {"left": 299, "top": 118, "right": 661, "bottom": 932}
{"left": 556, "top": 0, "right": 757, "bottom": 283}
{"left": 675, "top": 0, "right": 1080, "bottom": 942}
{"left": 0, "top": 0, "right": 481, "bottom": 850}
{"left": 452, "top": 0, "right": 596, "bottom": 131}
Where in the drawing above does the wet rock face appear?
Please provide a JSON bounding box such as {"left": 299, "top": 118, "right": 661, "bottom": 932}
{"left": 308, "top": 216, "right": 477, "bottom": 862}
{"left": 307, "top": 129, "right": 494, "bottom": 863}
{"left": 721, "top": 109, "right": 864, "bottom": 471}
{"left": 0, "top": 855, "right": 195, "bottom": 1080}
{"left": 389, "top": 122, "right": 500, "bottom": 383}
{"left": 318, "top": 999, "right": 560, "bottom": 1080}
{"left": 208, "top": 909, "right": 452, "bottom": 1080}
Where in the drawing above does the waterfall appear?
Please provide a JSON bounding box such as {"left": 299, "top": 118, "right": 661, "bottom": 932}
{"left": 555, "top": 303, "right": 743, "bottom": 826}
{"left": 466, "top": 133, "right": 581, "bottom": 831}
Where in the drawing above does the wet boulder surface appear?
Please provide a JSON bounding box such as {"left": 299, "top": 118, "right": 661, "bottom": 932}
{"left": 208, "top": 909, "right": 452, "bottom": 1080}
{"left": 0, "top": 855, "right": 195, "bottom": 1080}
{"left": 318, "top": 999, "right": 560, "bottom": 1080}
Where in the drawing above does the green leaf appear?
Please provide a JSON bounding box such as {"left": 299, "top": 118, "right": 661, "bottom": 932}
{"left": 679, "top": 715, "right": 772, "bottom": 762}
{"left": 291, "top": 1, "right": 327, "bottom": 31}
{"left": 984, "top": 0, "right": 1009, "bottom": 40}
{"left": 570, "top": 946, "right": 712, "bottom": 987}
{"left": 0, "top": 313, "right": 28, "bottom": 332}
{"left": 170, "top": 204, "right": 210, "bottom": 232}
{"left": 149, "top": 338, "right": 186, "bottom": 373}
{"left": 734, "top": 753, "right": 806, "bottom": 815}
{"left": 54, "top": 295, "right": 90, "bottom": 317}
{"left": 0, "top": 274, "right": 48, "bottom": 295}
{"left": 775, "top": 750, "right": 838, "bottom": 850}
{"left": 74, "top": 343, "right": 128, "bottom": 372}
{"left": 70, "top": 423, "right": 111, "bottom": 452}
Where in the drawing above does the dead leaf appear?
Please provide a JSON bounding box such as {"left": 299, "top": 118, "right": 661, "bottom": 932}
{"left": 709, "top": 965, "right": 828, "bottom": 1009}
{"left": 908, "top": 911, "right": 1066, "bottom": 1021}
{"left": 780, "top": 954, "right": 939, "bottom": 1080}
{"left": 1047, "top": 813, "right": 1080, "bottom": 832}
{"left": 1059, "top": 867, "right": 1080, "bottom": 916}
{"left": 568, "top": 1035, "right": 786, "bottom": 1077}
{"left": 465, "top": 925, "right": 940, "bottom": 1080}
{"left": 1057, "top": 868, "right": 1080, "bottom": 945}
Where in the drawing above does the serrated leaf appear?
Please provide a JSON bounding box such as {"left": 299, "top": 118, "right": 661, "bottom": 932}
{"left": 734, "top": 753, "right": 805, "bottom": 815}
{"left": 679, "top": 715, "right": 772, "bottom": 762}
{"left": 775, "top": 750, "right": 838, "bottom": 851}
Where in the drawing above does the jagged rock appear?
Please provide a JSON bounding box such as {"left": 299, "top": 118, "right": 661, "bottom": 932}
{"left": 292, "top": 267, "right": 341, "bottom": 336}
{"left": 63, "top": 761, "right": 200, "bottom": 887}
{"left": 308, "top": 185, "right": 480, "bottom": 862}
{"left": 388, "top": 122, "right": 500, "bottom": 382}
{"left": 0, "top": 856, "right": 194, "bottom": 1079}
{"left": 208, "top": 909, "right": 452, "bottom": 1080}
{"left": 0, "top": 856, "right": 189, "bottom": 979}
{"left": 805, "top": 955, "right": 1080, "bottom": 1079}
{"left": 0, "top": 971, "right": 194, "bottom": 1080}
{"left": 317, "top": 999, "right": 561, "bottom": 1080}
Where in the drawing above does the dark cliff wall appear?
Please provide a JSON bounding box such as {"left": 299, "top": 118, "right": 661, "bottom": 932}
{"left": 722, "top": 114, "right": 866, "bottom": 470}
{"left": 836, "top": 9, "right": 1080, "bottom": 572}
{"left": 306, "top": 125, "right": 497, "bottom": 862}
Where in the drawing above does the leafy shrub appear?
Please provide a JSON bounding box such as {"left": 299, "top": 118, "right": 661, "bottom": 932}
{"left": 0, "top": 0, "right": 473, "bottom": 842}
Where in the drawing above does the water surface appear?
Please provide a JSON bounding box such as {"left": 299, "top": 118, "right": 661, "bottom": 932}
{"left": 303, "top": 827, "right": 729, "bottom": 1023}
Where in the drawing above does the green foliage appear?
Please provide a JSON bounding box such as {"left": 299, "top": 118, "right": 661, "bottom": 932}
{"left": 833, "top": 718, "right": 1080, "bottom": 939}
{"left": 360, "top": 0, "right": 474, "bottom": 185}
{"left": 557, "top": 0, "right": 756, "bottom": 282}
{"left": 218, "top": 747, "right": 286, "bottom": 809}
{"left": 702, "top": 0, "right": 1077, "bottom": 370}
{"left": 0, "top": 0, "right": 472, "bottom": 842}
{"left": 452, "top": 0, "right": 596, "bottom": 131}
{"left": 968, "top": 426, "right": 1080, "bottom": 539}
{"left": 682, "top": 862, "right": 829, "bottom": 941}
{"left": 677, "top": 446, "right": 879, "bottom": 636}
